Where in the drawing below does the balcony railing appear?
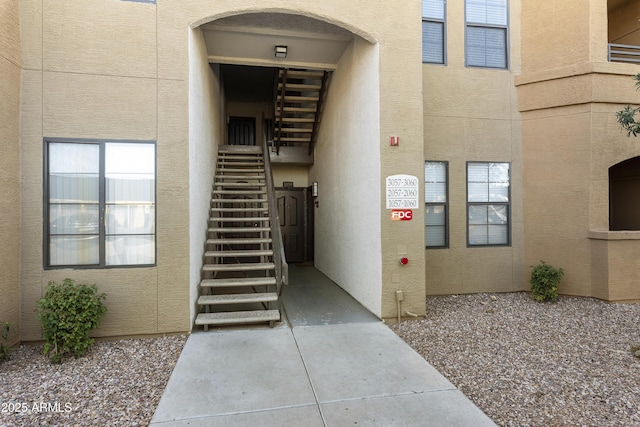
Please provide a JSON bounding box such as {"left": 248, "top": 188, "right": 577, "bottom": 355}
{"left": 608, "top": 43, "right": 640, "bottom": 63}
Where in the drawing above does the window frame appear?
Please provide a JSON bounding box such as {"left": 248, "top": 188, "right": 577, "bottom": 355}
{"left": 425, "top": 161, "right": 449, "bottom": 249}
{"left": 464, "top": 0, "right": 510, "bottom": 69}
{"left": 43, "top": 137, "right": 157, "bottom": 270}
{"left": 466, "top": 161, "right": 511, "bottom": 247}
{"left": 422, "top": 0, "right": 447, "bottom": 65}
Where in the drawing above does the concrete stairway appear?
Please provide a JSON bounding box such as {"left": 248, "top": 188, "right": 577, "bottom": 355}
{"left": 195, "top": 145, "right": 281, "bottom": 329}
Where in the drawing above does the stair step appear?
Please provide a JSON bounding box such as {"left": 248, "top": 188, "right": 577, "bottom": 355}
{"left": 218, "top": 161, "right": 265, "bottom": 166}
{"left": 195, "top": 310, "right": 280, "bottom": 326}
{"left": 281, "top": 69, "right": 325, "bottom": 79}
{"left": 277, "top": 117, "right": 315, "bottom": 123}
{"left": 278, "top": 137, "right": 311, "bottom": 143}
{"left": 201, "top": 276, "right": 276, "bottom": 288}
{"left": 207, "top": 237, "right": 272, "bottom": 245}
{"left": 203, "top": 262, "right": 275, "bottom": 272}
{"left": 213, "top": 189, "right": 266, "bottom": 195}
{"left": 277, "top": 95, "right": 320, "bottom": 102}
{"left": 205, "top": 249, "right": 274, "bottom": 258}
{"left": 214, "top": 182, "right": 266, "bottom": 187}
{"left": 211, "top": 207, "right": 268, "bottom": 213}
{"left": 214, "top": 175, "right": 265, "bottom": 180}
{"left": 209, "top": 227, "right": 270, "bottom": 233}
{"left": 210, "top": 217, "right": 269, "bottom": 223}
{"left": 211, "top": 199, "right": 267, "bottom": 205}
{"left": 276, "top": 127, "right": 313, "bottom": 133}
{"left": 197, "top": 292, "right": 278, "bottom": 306}
{"left": 218, "top": 154, "right": 263, "bottom": 160}
{"left": 216, "top": 168, "right": 265, "bottom": 173}
{"left": 278, "top": 83, "right": 322, "bottom": 91}
{"left": 218, "top": 145, "right": 263, "bottom": 154}
{"left": 278, "top": 107, "right": 317, "bottom": 113}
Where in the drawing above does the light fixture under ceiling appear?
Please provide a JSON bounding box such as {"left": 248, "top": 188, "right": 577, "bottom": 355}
{"left": 275, "top": 45, "right": 287, "bottom": 59}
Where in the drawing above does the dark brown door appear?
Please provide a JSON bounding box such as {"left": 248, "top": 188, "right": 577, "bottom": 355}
{"left": 228, "top": 117, "right": 255, "bottom": 145}
{"left": 276, "top": 188, "right": 306, "bottom": 263}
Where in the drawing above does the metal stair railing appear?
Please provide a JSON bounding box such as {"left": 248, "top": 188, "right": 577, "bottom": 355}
{"left": 261, "top": 127, "right": 288, "bottom": 296}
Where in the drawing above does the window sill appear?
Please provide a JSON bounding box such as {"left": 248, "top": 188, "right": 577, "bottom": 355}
{"left": 588, "top": 230, "right": 640, "bottom": 241}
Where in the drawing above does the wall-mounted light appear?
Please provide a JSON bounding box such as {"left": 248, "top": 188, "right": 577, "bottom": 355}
{"left": 312, "top": 181, "right": 318, "bottom": 197}
{"left": 275, "top": 45, "right": 288, "bottom": 58}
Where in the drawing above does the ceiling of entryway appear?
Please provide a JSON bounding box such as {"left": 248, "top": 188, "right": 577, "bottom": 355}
{"left": 202, "top": 13, "right": 353, "bottom": 70}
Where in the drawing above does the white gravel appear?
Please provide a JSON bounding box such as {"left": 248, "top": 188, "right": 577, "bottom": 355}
{"left": 0, "top": 335, "right": 186, "bottom": 427}
{"left": 391, "top": 292, "right": 640, "bottom": 427}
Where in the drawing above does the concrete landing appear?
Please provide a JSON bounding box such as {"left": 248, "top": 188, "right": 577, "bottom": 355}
{"left": 150, "top": 266, "right": 496, "bottom": 426}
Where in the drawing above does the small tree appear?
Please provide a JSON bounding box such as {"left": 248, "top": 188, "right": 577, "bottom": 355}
{"left": 616, "top": 73, "right": 640, "bottom": 137}
{"left": 37, "top": 279, "right": 107, "bottom": 363}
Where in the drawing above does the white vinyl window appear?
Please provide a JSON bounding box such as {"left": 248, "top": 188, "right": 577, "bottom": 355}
{"left": 467, "top": 162, "right": 510, "bottom": 246}
{"left": 422, "top": 0, "right": 446, "bottom": 64}
{"left": 465, "top": 0, "right": 508, "bottom": 69}
{"left": 425, "top": 161, "right": 448, "bottom": 248}
{"left": 45, "top": 139, "right": 156, "bottom": 268}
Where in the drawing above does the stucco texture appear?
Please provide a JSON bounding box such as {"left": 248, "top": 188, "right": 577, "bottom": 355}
{"left": 0, "top": 0, "right": 21, "bottom": 344}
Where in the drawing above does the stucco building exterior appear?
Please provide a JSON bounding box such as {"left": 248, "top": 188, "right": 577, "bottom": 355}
{"left": 1, "top": 0, "right": 639, "bottom": 342}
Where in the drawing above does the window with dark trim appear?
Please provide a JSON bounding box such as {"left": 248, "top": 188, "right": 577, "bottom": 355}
{"left": 44, "top": 139, "right": 156, "bottom": 268}
{"left": 425, "top": 161, "right": 448, "bottom": 248}
{"left": 465, "top": 0, "right": 509, "bottom": 69}
{"left": 467, "top": 162, "right": 510, "bottom": 246}
{"left": 422, "top": 0, "right": 446, "bottom": 64}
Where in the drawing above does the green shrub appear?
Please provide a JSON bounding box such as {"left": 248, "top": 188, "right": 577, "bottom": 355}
{"left": 37, "top": 279, "right": 107, "bottom": 363}
{"left": 0, "top": 322, "right": 14, "bottom": 363}
{"left": 530, "top": 261, "right": 564, "bottom": 302}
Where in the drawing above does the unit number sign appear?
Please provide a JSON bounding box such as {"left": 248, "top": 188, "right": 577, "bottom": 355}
{"left": 386, "top": 174, "right": 419, "bottom": 209}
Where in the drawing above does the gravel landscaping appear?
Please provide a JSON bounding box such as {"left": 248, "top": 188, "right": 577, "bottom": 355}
{"left": 2, "top": 293, "right": 639, "bottom": 427}
{"left": 391, "top": 292, "right": 640, "bottom": 427}
{"left": 0, "top": 335, "right": 186, "bottom": 427}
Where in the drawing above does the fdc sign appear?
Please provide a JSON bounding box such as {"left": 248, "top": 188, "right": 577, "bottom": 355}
{"left": 391, "top": 209, "right": 413, "bottom": 221}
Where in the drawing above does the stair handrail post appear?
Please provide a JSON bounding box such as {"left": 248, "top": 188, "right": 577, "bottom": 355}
{"left": 262, "top": 127, "right": 288, "bottom": 297}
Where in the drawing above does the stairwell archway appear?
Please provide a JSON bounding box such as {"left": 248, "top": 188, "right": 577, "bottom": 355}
{"left": 188, "top": 9, "right": 385, "bottom": 324}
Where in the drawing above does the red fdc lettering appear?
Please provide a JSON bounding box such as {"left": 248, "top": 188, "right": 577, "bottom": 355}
{"left": 391, "top": 209, "right": 413, "bottom": 221}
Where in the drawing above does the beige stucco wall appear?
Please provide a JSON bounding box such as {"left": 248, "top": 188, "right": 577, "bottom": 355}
{"left": 188, "top": 28, "right": 224, "bottom": 326}
{"left": 518, "top": 0, "right": 640, "bottom": 300}
{"left": 273, "top": 166, "right": 309, "bottom": 188}
{"left": 0, "top": 0, "right": 22, "bottom": 345}
{"left": 520, "top": 0, "right": 608, "bottom": 73}
{"left": 312, "top": 37, "right": 384, "bottom": 316}
{"left": 423, "top": 0, "right": 524, "bottom": 296}
{"left": 19, "top": 0, "right": 190, "bottom": 340}
{"left": 16, "top": 0, "right": 428, "bottom": 335}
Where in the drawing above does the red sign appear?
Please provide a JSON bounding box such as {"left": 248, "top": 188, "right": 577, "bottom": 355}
{"left": 391, "top": 209, "right": 413, "bottom": 221}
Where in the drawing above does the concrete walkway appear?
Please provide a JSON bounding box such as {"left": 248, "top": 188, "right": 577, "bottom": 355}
{"left": 150, "top": 266, "right": 496, "bottom": 426}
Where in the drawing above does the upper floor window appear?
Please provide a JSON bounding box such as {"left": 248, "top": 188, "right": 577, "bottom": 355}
{"left": 422, "top": 0, "right": 446, "bottom": 64}
{"left": 45, "top": 139, "right": 156, "bottom": 268}
{"left": 465, "top": 0, "right": 508, "bottom": 69}
{"left": 467, "top": 162, "right": 510, "bottom": 246}
{"left": 425, "top": 161, "right": 449, "bottom": 248}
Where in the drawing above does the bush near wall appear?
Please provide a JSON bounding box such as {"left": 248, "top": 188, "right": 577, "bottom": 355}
{"left": 37, "top": 279, "right": 107, "bottom": 364}
{"left": 530, "top": 261, "right": 564, "bottom": 303}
